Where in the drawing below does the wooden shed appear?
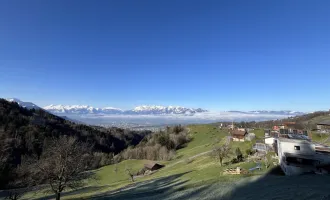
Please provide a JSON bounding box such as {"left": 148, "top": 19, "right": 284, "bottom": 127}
{"left": 144, "top": 162, "right": 164, "bottom": 171}
{"left": 231, "top": 130, "right": 247, "bottom": 142}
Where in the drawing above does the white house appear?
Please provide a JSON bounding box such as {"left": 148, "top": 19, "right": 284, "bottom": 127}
{"left": 276, "top": 137, "right": 330, "bottom": 175}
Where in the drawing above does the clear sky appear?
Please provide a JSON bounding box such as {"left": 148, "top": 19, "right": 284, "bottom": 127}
{"left": 0, "top": 0, "right": 329, "bottom": 111}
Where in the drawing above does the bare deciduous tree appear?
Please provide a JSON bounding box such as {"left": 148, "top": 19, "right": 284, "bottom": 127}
{"left": 263, "top": 154, "right": 272, "bottom": 169}
{"left": 212, "top": 144, "right": 231, "bottom": 166}
{"left": 125, "top": 167, "right": 134, "bottom": 182}
{"left": 34, "top": 136, "right": 92, "bottom": 200}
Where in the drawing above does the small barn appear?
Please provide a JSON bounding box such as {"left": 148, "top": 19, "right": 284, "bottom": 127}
{"left": 231, "top": 130, "right": 248, "bottom": 142}
{"left": 144, "top": 162, "right": 164, "bottom": 171}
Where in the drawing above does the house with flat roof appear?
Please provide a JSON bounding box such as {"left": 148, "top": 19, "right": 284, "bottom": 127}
{"left": 275, "top": 137, "right": 330, "bottom": 175}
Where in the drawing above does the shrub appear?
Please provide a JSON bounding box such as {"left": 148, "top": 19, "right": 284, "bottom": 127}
{"left": 173, "top": 125, "right": 185, "bottom": 134}
{"left": 231, "top": 158, "right": 238, "bottom": 164}
{"left": 235, "top": 147, "right": 243, "bottom": 162}
{"left": 245, "top": 149, "right": 252, "bottom": 156}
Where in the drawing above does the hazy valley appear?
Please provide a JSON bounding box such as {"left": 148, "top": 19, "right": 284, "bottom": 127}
{"left": 7, "top": 98, "right": 307, "bottom": 130}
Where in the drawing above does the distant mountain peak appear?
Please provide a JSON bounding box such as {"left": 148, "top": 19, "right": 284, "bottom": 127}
{"left": 43, "top": 104, "right": 123, "bottom": 115}
{"left": 6, "top": 98, "right": 40, "bottom": 109}
{"left": 6, "top": 98, "right": 21, "bottom": 102}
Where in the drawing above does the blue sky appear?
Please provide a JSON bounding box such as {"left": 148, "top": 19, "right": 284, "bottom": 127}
{"left": 0, "top": 0, "right": 329, "bottom": 111}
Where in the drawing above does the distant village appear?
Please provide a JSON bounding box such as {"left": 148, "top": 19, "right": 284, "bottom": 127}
{"left": 220, "top": 120, "right": 330, "bottom": 176}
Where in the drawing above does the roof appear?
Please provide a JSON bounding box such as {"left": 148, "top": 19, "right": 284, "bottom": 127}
{"left": 317, "top": 120, "right": 330, "bottom": 126}
{"left": 287, "top": 134, "right": 310, "bottom": 140}
{"left": 231, "top": 130, "right": 246, "bottom": 136}
{"left": 284, "top": 122, "right": 296, "bottom": 125}
{"left": 144, "top": 162, "right": 164, "bottom": 169}
{"left": 277, "top": 137, "right": 311, "bottom": 144}
{"left": 253, "top": 143, "right": 267, "bottom": 151}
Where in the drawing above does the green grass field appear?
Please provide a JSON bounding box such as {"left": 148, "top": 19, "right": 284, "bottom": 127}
{"left": 311, "top": 131, "right": 330, "bottom": 145}
{"left": 26, "top": 124, "right": 277, "bottom": 200}
{"left": 253, "top": 129, "right": 264, "bottom": 139}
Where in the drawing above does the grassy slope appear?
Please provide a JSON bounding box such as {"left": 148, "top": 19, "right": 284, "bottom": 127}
{"left": 28, "top": 125, "right": 274, "bottom": 200}
{"left": 311, "top": 131, "right": 330, "bottom": 146}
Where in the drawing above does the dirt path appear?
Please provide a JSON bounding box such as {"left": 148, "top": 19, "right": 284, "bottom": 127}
{"left": 166, "top": 150, "right": 213, "bottom": 168}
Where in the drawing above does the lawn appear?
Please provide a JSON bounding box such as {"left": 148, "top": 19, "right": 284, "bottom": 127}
{"left": 311, "top": 131, "right": 330, "bottom": 145}
{"left": 253, "top": 129, "right": 264, "bottom": 139}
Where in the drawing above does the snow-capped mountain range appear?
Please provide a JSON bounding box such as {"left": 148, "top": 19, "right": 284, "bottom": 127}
{"left": 43, "top": 104, "right": 208, "bottom": 115}
{"left": 43, "top": 104, "right": 123, "bottom": 114}
{"left": 4, "top": 98, "right": 306, "bottom": 116}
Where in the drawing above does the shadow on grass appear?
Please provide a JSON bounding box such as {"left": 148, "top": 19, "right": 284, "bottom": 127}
{"left": 221, "top": 166, "right": 330, "bottom": 200}
{"left": 87, "top": 171, "right": 212, "bottom": 200}
{"left": 35, "top": 166, "right": 330, "bottom": 200}
{"left": 34, "top": 186, "right": 109, "bottom": 200}
{"left": 33, "top": 171, "right": 103, "bottom": 200}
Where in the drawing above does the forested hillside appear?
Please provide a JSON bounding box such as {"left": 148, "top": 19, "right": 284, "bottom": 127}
{"left": 0, "top": 99, "right": 151, "bottom": 188}
{"left": 252, "top": 111, "right": 330, "bottom": 129}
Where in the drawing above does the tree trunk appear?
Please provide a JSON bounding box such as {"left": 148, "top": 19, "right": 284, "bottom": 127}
{"left": 220, "top": 158, "right": 223, "bottom": 166}
{"left": 56, "top": 192, "right": 61, "bottom": 200}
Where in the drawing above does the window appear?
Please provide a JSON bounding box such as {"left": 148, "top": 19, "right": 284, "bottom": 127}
{"left": 294, "top": 146, "right": 300, "bottom": 150}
